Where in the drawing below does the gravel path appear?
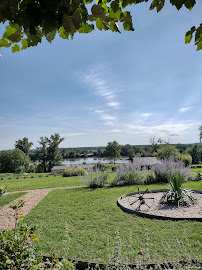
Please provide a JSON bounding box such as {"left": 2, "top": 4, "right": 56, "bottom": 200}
{"left": 0, "top": 185, "right": 86, "bottom": 232}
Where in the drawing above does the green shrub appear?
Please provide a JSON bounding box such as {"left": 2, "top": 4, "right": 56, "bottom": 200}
{"left": 93, "top": 162, "right": 106, "bottom": 171}
{"left": 0, "top": 186, "right": 7, "bottom": 196}
{"left": 62, "top": 168, "right": 86, "bottom": 177}
{"left": 195, "top": 171, "right": 202, "bottom": 180}
{"left": 79, "top": 170, "right": 109, "bottom": 188}
{"left": 145, "top": 174, "right": 156, "bottom": 184}
{"left": 181, "top": 154, "right": 192, "bottom": 167}
{"left": 110, "top": 170, "right": 146, "bottom": 187}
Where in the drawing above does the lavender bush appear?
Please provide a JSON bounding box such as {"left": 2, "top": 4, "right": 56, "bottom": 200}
{"left": 110, "top": 164, "right": 147, "bottom": 186}
{"left": 152, "top": 159, "right": 190, "bottom": 183}
{"left": 79, "top": 167, "right": 108, "bottom": 188}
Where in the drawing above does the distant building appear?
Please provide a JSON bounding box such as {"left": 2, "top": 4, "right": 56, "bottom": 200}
{"left": 132, "top": 157, "right": 160, "bottom": 169}
{"left": 51, "top": 166, "right": 69, "bottom": 173}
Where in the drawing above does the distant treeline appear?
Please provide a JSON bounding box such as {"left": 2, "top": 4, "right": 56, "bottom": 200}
{"left": 29, "top": 143, "right": 202, "bottom": 163}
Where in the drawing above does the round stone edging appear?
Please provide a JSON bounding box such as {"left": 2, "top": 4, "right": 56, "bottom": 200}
{"left": 117, "top": 189, "right": 202, "bottom": 222}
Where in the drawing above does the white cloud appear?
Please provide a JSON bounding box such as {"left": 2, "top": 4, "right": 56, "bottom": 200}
{"left": 107, "top": 102, "right": 120, "bottom": 108}
{"left": 140, "top": 113, "right": 153, "bottom": 118}
{"left": 100, "top": 115, "right": 115, "bottom": 121}
{"left": 179, "top": 107, "right": 192, "bottom": 112}
{"left": 94, "top": 110, "right": 105, "bottom": 114}
{"left": 125, "top": 121, "right": 197, "bottom": 138}
{"left": 108, "top": 129, "right": 121, "bottom": 133}
{"left": 61, "top": 133, "right": 88, "bottom": 137}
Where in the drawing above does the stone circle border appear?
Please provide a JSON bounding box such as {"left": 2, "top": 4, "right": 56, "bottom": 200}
{"left": 117, "top": 189, "right": 202, "bottom": 221}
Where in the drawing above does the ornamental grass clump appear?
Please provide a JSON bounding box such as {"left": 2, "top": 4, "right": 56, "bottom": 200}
{"left": 160, "top": 171, "right": 196, "bottom": 207}
{"left": 152, "top": 159, "right": 189, "bottom": 183}
{"left": 62, "top": 168, "right": 86, "bottom": 177}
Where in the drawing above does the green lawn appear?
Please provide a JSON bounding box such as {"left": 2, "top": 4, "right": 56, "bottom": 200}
{"left": 0, "top": 173, "right": 116, "bottom": 192}
{"left": 0, "top": 192, "right": 27, "bottom": 209}
{"left": 189, "top": 167, "right": 202, "bottom": 173}
{"left": 0, "top": 175, "right": 83, "bottom": 191}
{"left": 23, "top": 181, "right": 202, "bottom": 264}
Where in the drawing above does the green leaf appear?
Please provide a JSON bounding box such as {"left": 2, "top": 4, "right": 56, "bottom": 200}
{"left": 3, "top": 25, "right": 17, "bottom": 39}
{"left": 196, "top": 40, "right": 202, "bottom": 51}
{"left": 185, "top": 34, "right": 192, "bottom": 44}
{"left": 110, "top": 21, "right": 120, "bottom": 33}
{"left": 91, "top": 5, "right": 108, "bottom": 22}
{"left": 10, "top": 23, "right": 22, "bottom": 32}
{"left": 21, "top": 39, "right": 28, "bottom": 50}
{"left": 45, "top": 31, "right": 56, "bottom": 43}
{"left": 62, "top": 14, "right": 75, "bottom": 34}
{"left": 123, "top": 21, "right": 133, "bottom": 31}
{"left": 150, "top": 0, "right": 165, "bottom": 12}
{"left": 96, "top": 19, "right": 104, "bottom": 31}
{"left": 184, "top": 0, "right": 195, "bottom": 10}
{"left": 12, "top": 44, "right": 20, "bottom": 53}
{"left": 8, "top": 32, "right": 22, "bottom": 43}
{"left": 111, "top": 0, "right": 120, "bottom": 13}
{"left": 59, "top": 27, "right": 69, "bottom": 40}
{"left": 0, "top": 39, "right": 11, "bottom": 48}
{"left": 78, "top": 23, "right": 94, "bottom": 33}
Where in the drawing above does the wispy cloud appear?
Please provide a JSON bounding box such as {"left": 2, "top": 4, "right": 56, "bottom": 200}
{"left": 82, "top": 72, "right": 117, "bottom": 101}
{"left": 80, "top": 68, "right": 121, "bottom": 126}
{"left": 61, "top": 133, "right": 88, "bottom": 137}
{"left": 107, "top": 102, "right": 120, "bottom": 108}
{"left": 179, "top": 107, "right": 192, "bottom": 112}
{"left": 125, "top": 121, "right": 197, "bottom": 138}
{"left": 108, "top": 129, "right": 121, "bottom": 133}
{"left": 140, "top": 113, "right": 153, "bottom": 118}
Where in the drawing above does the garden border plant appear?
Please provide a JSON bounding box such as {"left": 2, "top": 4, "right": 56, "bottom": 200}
{"left": 0, "top": 199, "right": 76, "bottom": 270}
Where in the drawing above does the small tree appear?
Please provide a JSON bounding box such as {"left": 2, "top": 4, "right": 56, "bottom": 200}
{"left": 128, "top": 148, "right": 135, "bottom": 161}
{"left": 37, "top": 133, "right": 64, "bottom": 172}
{"left": 106, "top": 141, "right": 121, "bottom": 164}
{"left": 0, "top": 149, "right": 29, "bottom": 173}
{"left": 199, "top": 125, "right": 202, "bottom": 143}
{"left": 155, "top": 143, "right": 181, "bottom": 161}
{"left": 15, "top": 137, "right": 33, "bottom": 155}
{"left": 191, "top": 144, "right": 201, "bottom": 164}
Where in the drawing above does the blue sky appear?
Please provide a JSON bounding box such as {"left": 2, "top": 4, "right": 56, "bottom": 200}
{"left": 0, "top": 1, "right": 202, "bottom": 150}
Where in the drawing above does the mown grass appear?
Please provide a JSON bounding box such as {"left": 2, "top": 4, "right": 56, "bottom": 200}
{"left": 0, "top": 192, "right": 26, "bottom": 209}
{"left": 23, "top": 181, "right": 202, "bottom": 264}
{"left": 189, "top": 167, "right": 202, "bottom": 173}
{"left": 0, "top": 173, "right": 115, "bottom": 192}
{"left": 0, "top": 175, "right": 83, "bottom": 191}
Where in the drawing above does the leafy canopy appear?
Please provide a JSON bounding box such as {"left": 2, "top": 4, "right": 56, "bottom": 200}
{"left": 106, "top": 140, "right": 121, "bottom": 164}
{"left": 0, "top": 0, "right": 201, "bottom": 53}
{"left": 15, "top": 137, "right": 33, "bottom": 155}
{"left": 0, "top": 148, "right": 29, "bottom": 173}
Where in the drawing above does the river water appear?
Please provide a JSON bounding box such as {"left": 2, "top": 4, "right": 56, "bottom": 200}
{"left": 62, "top": 157, "right": 130, "bottom": 164}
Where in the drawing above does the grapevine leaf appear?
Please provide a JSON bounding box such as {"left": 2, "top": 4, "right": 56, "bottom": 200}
{"left": 185, "top": 34, "right": 192, "bottom": 44}
{"left": 0, "top": 39, "right": 11, "bottom": 48}
{"left": 21, "top": 39, "right": 28, "bottom": 50}
{"left": 45, "top": 31, "right": 56, "bottom": 43}
{"left": 12, "top": 44, "right": 20, "bottom": 53}
{"left": 3, "top": 25, "right": 17, "bottom": 39}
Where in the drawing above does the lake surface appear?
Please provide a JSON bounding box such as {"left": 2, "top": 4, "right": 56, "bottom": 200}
{"left": 62, "top": 157, "right": 130, "bottom": 164}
